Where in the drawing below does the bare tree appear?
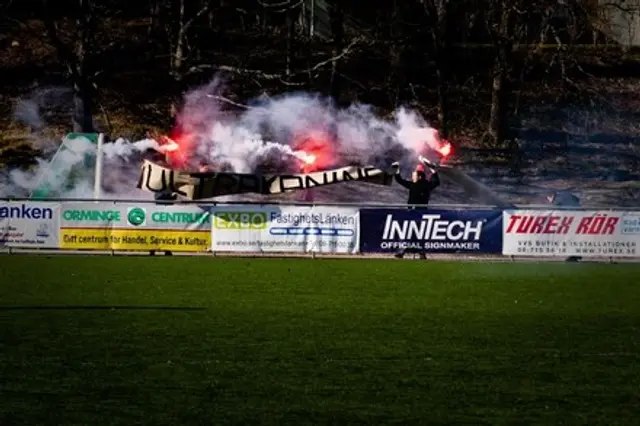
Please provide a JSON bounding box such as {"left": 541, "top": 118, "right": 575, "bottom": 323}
{"left": 387, "top": 0, "right": 404, "bottom": 107}
{"left": 154, "top": 0, "right": 213, "bottom": 116}
{"left": 327, "top": 0, "right": 345, "bottom": 101}
{"left": 258, "top": 1, "right": 303, "bottom": 77}
{"left": 162, "top": 0, "right": 212, "bottom": 82}
{"left": 486, "top": 0, "right": 516, "bottom": 147}
{"left": 42, "top": 0, "right": 98, "bottom": 133}
{"left": 421, "top": 0, "right": 451, "bottom": 137}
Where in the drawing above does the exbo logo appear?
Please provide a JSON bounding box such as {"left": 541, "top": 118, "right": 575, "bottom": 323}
{"left": 127, "top": 208, "right": 146, "bottom": 226}
{"left": 213, "top": 211, "right": 267, "bottom": 229}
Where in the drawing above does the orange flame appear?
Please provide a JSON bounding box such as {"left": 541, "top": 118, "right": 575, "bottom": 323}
{"left": 292, "top": 130, "right": 334, "bottom": 172}
{"left": 157, "top": 132, "right": 196, "bottom": 169}
{"left": 294, "top": 150, "right": 317, "bottom": 166}
{"left": 437, "top": 140, "right": 452, "bottom": 162}
{"left": 158, "top": 136, "right": 180, "bottom": 152}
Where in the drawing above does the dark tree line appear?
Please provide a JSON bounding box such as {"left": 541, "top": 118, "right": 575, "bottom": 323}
{"left": 1, "top": 0, "right": 635, "bottom": 146}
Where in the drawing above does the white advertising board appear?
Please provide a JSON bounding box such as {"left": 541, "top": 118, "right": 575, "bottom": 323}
{"left": 0, "top": 202, "right": 60, "bottom": 248}
{"left": 502, "top": 209, "right": 640, "bottom": 257}
{"left": 210, "top": 205, "right": 360, "bottom": 254}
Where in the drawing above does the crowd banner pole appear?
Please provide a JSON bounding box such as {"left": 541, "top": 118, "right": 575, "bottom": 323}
{"left": 93, "top": 133, "right": 105, "bottom": 200}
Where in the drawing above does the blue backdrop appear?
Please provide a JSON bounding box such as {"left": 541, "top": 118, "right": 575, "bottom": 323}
{"left": 359, "top": 208, "right": 503, "bottom": 253}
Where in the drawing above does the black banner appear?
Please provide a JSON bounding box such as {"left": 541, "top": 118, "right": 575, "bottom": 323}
{"left": 137, "top": 160, "right": 396, "bottom": 200}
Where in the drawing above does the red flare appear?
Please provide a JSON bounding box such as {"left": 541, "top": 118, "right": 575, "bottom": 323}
{"left": 292, "top": 130, "right": 335, "bottom": 172}
{"left": 437, "top": 140, "right": 453, "bottom": 163}
{"left": 158, "top": 136, "right": 179, "bottom": 152}
{"left": 159, "top": 130, "right": 196, "bottom": 169}
{"left": 418, "top": 127, "right": 453, "bottom": 165}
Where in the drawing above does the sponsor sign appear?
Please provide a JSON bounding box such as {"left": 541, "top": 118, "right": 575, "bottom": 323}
{"left": 359, "top": 208, "right": 503, "bottom": 253}
{"left": 0, "top": 202, "right": 60, "bottom": 248}
{"left": 210, "top": 205, "right": 359, "bottom": 253}
{"left": 60, "top": 202, "right": 210, "bottom": 251}
{"left": 502, "top": 210, "right": 640, "bottom": 257}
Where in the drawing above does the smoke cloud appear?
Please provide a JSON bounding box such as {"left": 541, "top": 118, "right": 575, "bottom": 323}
{"left": 0, "top": 77, "right": 445, "bottom": 200}
{"left": 178, "top": 79, "right": 444, "bottom": 174}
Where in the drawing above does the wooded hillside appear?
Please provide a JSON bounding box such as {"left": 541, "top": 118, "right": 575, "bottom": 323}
{"left": 1, "top": 0, "right": 639, "bottom": 167}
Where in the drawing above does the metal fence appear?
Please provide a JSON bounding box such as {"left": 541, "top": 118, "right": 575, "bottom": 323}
{"left": 2, "top": 197, "right": 638, "bottom": 211}
{"left": 2, "top": 198, "right": 639, "bottom": 261}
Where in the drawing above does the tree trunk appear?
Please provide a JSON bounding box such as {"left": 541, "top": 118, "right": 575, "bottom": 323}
{"left": 149, "top": 0, "right": 161, "bottom": 37}
{"left": 489, "top": 61, "right": 507, "bottom": 146}
{"left": 73, "top": 80, "right": 95, "bottom": 133}
{"left": 432, "top": 0, "right": 449, "bottom": 138}
{"left": 284, "top": 0, "right": 298, "bottom": 77}
{"left": 170, "top": 0, "right": 186, "bottom": 80}
{"left": 388, "top": 0, "right": 403, "bottom": 107}
{"left": 72, "top": 0, "right": 96, "bottom": 133}
{"left": 328, "top": 0, "right": 345, "bottom": 102}
{"left": 488, "top": 4, "right": 513, "bottom": 147}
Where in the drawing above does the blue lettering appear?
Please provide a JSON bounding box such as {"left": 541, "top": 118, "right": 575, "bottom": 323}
{"left": 0, "top": 204, "right": 53, "bottom": 220}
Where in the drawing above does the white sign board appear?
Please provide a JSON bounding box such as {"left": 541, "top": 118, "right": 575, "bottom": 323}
{"left": 502, "top": 209, "right": 640, "bottom": 257}
{"left": 0, "top": 202, "right": 60, "bottom": 248}
{"left": 210, "top": 205, "right": 359, "bottom": 254}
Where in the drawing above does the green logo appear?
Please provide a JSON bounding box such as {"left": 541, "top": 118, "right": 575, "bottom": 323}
{"left": 152, "top": 211, "right": 209, "bottom": 224}
{"left": 213, "top": 211, "right": 267, "bottom": 229}
{"left": 127, "top": 208, "right": 146, "bottom": 226}
{"left": 63, "top": 210, "right": 120, "bottom": 221}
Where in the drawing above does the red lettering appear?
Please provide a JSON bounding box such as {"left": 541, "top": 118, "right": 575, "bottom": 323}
{"left": 530, "top": 216, "right": 547, "bottom": 233}
{"left": 576, "top": 214, "right": 618, "bottom": 235}
{"left": 558, "top": 216, "right": 573, "bottom": 234}
{"left": 603, "top": 217, "right": 619, "bottom": 235}
{"left": 517, "top": 216, "right": 534, "bottom": 233}
{"left": 543, "top": 216, "right": 559, "bottom": 233}
{"left": 589, "top": 215, "right": 606, "bottom": 234}
{"left": 507, "top": 214, "right": 584, "bottom": 234}
{"left": 506, "top": 215, "right": 521, "bottom": 233}
{"left": 576, "top": 217, "right": 592, "bottom": 234}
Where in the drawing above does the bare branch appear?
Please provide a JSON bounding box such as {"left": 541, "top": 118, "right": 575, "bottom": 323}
{"left": 205, "top": 95, "right": 252, "bottom": 109}
{"left": 182, "top": 0, "right": 213, "bottom": 33}
{"left": 257, "top": 0, "right": 303, "bottom": 11}
{"left": 187, "top": 37, "right": 365, "bottom": 84}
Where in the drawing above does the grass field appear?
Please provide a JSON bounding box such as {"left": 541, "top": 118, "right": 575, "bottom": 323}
{"left": 1, "top": 255, "right": 639, "bottom": 425}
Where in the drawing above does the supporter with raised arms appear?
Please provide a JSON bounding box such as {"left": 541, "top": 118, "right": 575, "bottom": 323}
{"left": 393, "top": 162, "right": 440, "bottom": 259}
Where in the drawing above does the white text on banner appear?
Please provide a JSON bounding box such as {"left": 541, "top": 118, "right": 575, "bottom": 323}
{"left": 0, "top": 201, "right": 60, "bottom": 248}
{"left": 210, "top": 205, "right": 360, "bottom": 253}
{"left": 502, "top": 209, "right": 640, "bottom": 257}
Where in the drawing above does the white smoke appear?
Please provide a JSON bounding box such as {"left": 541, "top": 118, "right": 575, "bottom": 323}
{"left": 0, "top": 77, "right": 445, "bottom": 200}
{"left": 0, "top": 134, "right": 156, "bottom": 199}
{"left": 176, "top": 80, "right": 445, "bottom": 174}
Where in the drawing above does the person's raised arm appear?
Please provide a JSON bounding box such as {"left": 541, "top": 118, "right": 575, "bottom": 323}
{"left": 394, "top": 173, "right": 411, "bottom": 189}
{"left": 429, "top": 169, "right": 440, "bottom": 189}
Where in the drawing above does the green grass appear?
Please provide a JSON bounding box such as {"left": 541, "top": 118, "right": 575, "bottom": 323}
{"left": 1, "top": 256, "right": 639, "bottom": 425}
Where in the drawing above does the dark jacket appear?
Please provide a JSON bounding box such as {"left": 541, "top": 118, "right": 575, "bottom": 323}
{"left": 154, "top": 190, "right": 177, "bottom": 205}
{"left": 395, "top": 172, "right": 440, "bottom": 205}
{"left": 551, "top": 191, "right": 581, "bottom": 207}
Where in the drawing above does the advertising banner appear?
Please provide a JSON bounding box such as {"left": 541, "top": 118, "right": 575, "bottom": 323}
{"left": 359, "top": 208, "right": 503, "bottom": 254}
{"left": 60, "top": 202, "right": 211, "bottom": 251}
{"left": 0, "top": 201, "right": 60, "bottom": 248}
{"left": 210, "top": 205, "right": 359, "bottom": 253}
{"left": 502, "top": 210, "right": 640, "bottom": 257}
